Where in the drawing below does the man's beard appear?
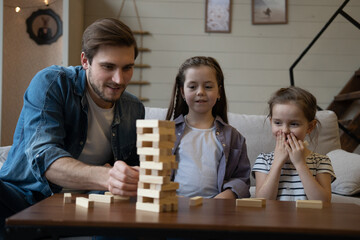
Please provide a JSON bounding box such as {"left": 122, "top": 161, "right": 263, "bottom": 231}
{"left": 88, "top": 67, "right": 122, "bottom": 104}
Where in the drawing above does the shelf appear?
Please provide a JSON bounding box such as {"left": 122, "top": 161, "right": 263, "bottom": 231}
{"left": 129, "top": 81, "right": 150, "bottom": 85}
{"left": 134, "top": 64, "right": 151, "bottom": 68}
{"left": 138, "top": 47, "right": 151, "bottom": 52}
{"left": 133, "top": 31, "right": 150, "bottom": 35}
{"left": 139, "top": 97, "right": 149, "bottom": 102}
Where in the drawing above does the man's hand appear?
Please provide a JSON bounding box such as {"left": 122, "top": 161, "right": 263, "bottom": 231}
{"left": 107, "top": 161, "right": 139, "bottom": 196}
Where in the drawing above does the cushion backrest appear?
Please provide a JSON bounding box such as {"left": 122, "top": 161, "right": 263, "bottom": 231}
{"left": 144, "top": 107, "right": 341, "bottom": 186}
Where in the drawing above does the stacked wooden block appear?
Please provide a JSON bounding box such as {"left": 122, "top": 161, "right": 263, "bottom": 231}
{"left": 136, "top": 120, "right": 179, "bottom": 213}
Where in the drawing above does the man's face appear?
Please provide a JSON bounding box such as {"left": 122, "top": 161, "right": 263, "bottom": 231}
{"left": 81, "top": 45, "right": 135, "bottom": 109}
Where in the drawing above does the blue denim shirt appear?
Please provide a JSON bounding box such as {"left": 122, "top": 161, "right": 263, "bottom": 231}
{"left": 0, "top": 65, "right": 145, "bottom": 204}
{"left": 172, "top": 115, "right": 251, "bottom": 198}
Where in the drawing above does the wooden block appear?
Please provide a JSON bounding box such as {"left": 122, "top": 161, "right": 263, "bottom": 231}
{"left": 189, "top": 196, "right": 203, "bottom": 206}
{"left": 136, "top": 202, "right": 177, "bottom": 213}
{"left": 139, "top": 175, "right": 170, "bottom": 184}
{"left": 153, "top": 195, "right": 178, "bottom": 205}
{"left": 140, "top": 154, "right": 175, "bottom": 163}
{"left": 137, "top": 140, "right": 175, "bottom": 149}
{"left": 137, "top": 147, "right": 172, "bottom": 156}
{"left": 137, "top": 127, "right": 175, "bottom": 135}
{"left": 89, "top": 193, "right": 114, "bottom": 203}
{"left": 150, "top": 169, "right": 171, "bottom": 177}
{"left": 104, "top": 192, "right": 130, "bottom": 202}
{"left": 136, "top": 119, "right": 175, "bottom": 128}
{"left": 150, "top": 182, "right": 179, "bottom": 191}
{"left": 138, "top": 188, "right": 176, "bottom": 199}
{"left": 140, "top": 161, "right": 171, "bottom": 170}
{"left": 236, "top": 198, "right": 266, "bottom": 208}
{"left": 296, "top": 200, "right": 323, "bottom": 209}
{"left": 75, "top": 197, "right": 94, "bottom": 208}
{"left": 137, "top": 133, "right": 176, "bottom": 142}
{"left": 63, "top": 193, "right": 72, "bottom": 204}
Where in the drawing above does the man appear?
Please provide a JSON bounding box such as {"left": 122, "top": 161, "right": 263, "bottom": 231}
{"left": 0, "top": 18, "right": 144, "bottom": 231}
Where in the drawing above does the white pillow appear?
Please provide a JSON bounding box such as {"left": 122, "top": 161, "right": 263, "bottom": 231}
{"left": 0, "top": 145, "right": 11, "bottom": 169}
{"left": 327, "top": 149, "right": 360, "bottom": 196}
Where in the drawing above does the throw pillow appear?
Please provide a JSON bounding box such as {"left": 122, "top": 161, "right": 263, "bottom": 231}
{"left": 327, "top": 149, "right": 360, "bottom": 196}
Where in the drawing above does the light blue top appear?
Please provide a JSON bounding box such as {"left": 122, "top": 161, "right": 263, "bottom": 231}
{"left": 0, "top": 65, "right": 145, "bottom": 204}
{"left": 174, "top": 120, "right": 222, "bottom": 198}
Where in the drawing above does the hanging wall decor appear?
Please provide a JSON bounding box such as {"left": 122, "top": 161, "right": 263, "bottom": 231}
{"left": 26, "top": 8, "right": 62, "bottom": 45}
{"left": 252, "top": 0, "right": 288, "bottom": 25}
{"left": 205, "top": 0, "right": 232, "bottom": 33}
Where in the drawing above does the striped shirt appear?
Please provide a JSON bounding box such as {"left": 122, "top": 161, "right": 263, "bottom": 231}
{"left": 252, "top": 152, "right": 336, "bottom": 201}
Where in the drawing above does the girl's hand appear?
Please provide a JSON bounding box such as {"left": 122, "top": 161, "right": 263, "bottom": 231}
{"left": 273, "top": 131, "right": 289, "bottom": 165}
{"left": 286, "top": 133, "right": 306, "bottom": 167}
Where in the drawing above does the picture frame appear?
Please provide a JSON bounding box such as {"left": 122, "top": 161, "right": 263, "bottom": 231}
{"left": 252, "top": 0, "right": 288, "bottom": 25}
{"left": 26, "top": 8, "right": 63, "bottom": 45}
{"left": 205, "top": 0, "right": 232, "bottom": 33}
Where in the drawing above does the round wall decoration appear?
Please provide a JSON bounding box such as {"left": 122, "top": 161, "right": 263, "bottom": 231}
{"left": 26, "top": 8, "right": 62, "bottom": 45}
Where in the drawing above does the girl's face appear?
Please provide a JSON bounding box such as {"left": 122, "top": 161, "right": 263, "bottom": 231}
{"left": 181, "top": 66, "right": 220, "bottom": 116}
{"left": 270, "top": 102, "right": 316, "bottom": 141}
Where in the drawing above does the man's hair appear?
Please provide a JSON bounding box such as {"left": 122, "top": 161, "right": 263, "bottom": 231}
{"left": 81, "top": 18, "right": 138, "bottom": 64}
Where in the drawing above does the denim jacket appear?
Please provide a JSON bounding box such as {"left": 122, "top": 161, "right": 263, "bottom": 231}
{"left": 172, "top": 115, "right": 251, "bottom": 198}
{"left": 0, "top": 65, "right": 145, "bottom": 204}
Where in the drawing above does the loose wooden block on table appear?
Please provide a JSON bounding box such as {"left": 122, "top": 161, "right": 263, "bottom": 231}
{"left": 104, "top": 192, "right": 130, "bottom": 202}
{"left": 296, "top": 200, "right": 323, "bottom": 209}
{"left": 75, "top": 197, "right": 94, "bottom": 208}
{"left": 63, "top": 193, "right": 72, "bottom": 204}
{"left": 89, "top": 193, "right": 114, "bottom": 203}
{"left": 189, "top": 196, "right": 203, "bottom": 206}
{"left": 236, "top": 198, "right": 266, "bottom": 208}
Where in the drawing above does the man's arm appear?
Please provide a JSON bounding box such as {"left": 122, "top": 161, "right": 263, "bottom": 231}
{"left": 45, "top": 157, "right": 110, "bottom": 190}
{"left": 45, "top": 157, "right": 140, "bottom": 196}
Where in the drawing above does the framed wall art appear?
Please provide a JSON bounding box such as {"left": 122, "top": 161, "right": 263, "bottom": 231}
{"left": 26, "top": 8, "right": 63, "bottom": 45}
{"left": 252, "top": 0, "right": 288, "bottom": 25}
{"left": 205, "top": 0, "right": 232, "bottom": 33}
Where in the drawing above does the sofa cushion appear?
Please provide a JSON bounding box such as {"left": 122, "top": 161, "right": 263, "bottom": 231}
{"left": 145, "top": 108, "right": 341, "bottom": 186}
{"left": 328, "top": 149, "right": 360, "bottom": 196}
{"left": 0, "top": 145, "right": 11, "bottom": 169}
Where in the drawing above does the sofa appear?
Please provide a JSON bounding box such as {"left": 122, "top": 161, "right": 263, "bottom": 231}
{"left": 0, "top": 107, "right": 359, "bottom": 205}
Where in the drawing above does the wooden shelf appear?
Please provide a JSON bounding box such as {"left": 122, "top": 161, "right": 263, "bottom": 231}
{"left": 138, "top": 47, "right": 151, "bottom": 52}
{"left": 139, "top": 97, "right": 149, "bottom": 102}
{"left": 134, "top": 64, "right": 151, "bottom": 68}
{"left": 133, "top": 31, "right": 150, "bottom": 35}
{"left": 129, "top": 81, "right": 150, "bottom": 85}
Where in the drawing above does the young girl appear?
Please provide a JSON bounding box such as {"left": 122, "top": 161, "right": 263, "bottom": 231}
{"left": 252, "top": 86, "right": 336, "bottom": 202}
{"left": 166, "top": 56, "right": 250, "bottom": 199}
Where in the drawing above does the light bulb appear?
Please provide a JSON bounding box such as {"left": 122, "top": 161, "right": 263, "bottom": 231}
{"left": 15, "top": 7, "right": 21, "bottom": 12}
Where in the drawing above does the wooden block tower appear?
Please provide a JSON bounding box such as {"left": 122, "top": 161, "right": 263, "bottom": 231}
{"left": 136, "top": 120, "right": 179, "bottom": 213}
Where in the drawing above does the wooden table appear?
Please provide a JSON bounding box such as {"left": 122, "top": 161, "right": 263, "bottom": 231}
{"left": 5, "top": 193, "right": 360, "bottom": 239}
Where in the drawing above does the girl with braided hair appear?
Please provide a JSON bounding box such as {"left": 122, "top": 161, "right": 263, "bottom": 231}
{"left": 166, "top": 56, "right": 250, "bottom": 199}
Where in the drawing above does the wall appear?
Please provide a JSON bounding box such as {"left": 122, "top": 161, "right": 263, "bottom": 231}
{"left": 1, "top": 0, "right": 63, "bottom": 145}
{"left": 84, "top": 0, "right": 360, "bottom": 115}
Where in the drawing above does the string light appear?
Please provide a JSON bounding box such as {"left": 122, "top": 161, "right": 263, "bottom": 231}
{"left": 5, "top": 0, "right": 58, "bottom": 13}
